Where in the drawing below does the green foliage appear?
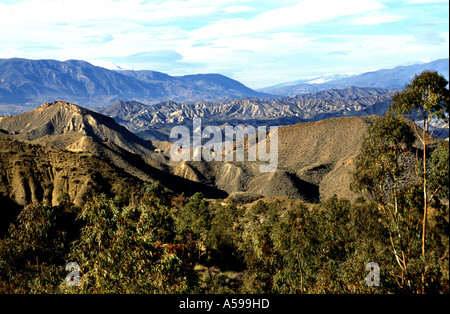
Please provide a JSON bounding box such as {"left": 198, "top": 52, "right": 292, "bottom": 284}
{"left": 270, "top": 203, "right": 319, "bottom": 293}
{"left": 352, "top": 72, "right": 449, "bottom": 293}
{"left": 176, "top": 192, "right": 210, "bottom": 243}
{"left": 390, "top": 70, "right": 449, "bottom": 123}
{"left": 0, "top": 203, "right": 67, "bottom": 293}
{"left": 239, "top": 196, "right": 416, "bottom": 294}
{"left": 239, "top": 201, "right": 280, "bottom": 293}
{"left": 207, "top": 199, "right": 244, "bottom": 271}
{"left": 138, "top": 182, "right": 176, "bottom": 243}
{"left": 1, "top": 134, "right": 447, "bottom": 296}
{"left": 351, "top": 114, "right": 415, "bottom": 203}
{"left": 63, "top": 186, "right": 192, "bottom": 293}
{"left": 428, "top": 141, "right": 449, "bottom": 199}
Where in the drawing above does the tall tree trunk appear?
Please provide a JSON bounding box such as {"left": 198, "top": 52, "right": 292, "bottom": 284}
{"left": 421, "top": 126, "right": 428, "bottom": 294}
{"left": 297, "top": 252, "right": 304, "bottom": 293}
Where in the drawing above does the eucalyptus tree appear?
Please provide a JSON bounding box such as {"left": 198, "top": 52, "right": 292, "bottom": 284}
{"left": 389, "top": 71, "right": 449, "bottom": 292}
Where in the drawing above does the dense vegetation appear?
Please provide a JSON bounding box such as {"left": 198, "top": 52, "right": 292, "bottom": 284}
{"left": 0, "top": 71, "right": 448, "bottom": 294}
{"left": 0, "top": 181, "right": 447, "bottom": 294}
{"left": 1, "top": 150, "right": 448, "bottom": 295}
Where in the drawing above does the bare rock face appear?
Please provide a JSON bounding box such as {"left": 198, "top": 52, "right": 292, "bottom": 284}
{"left": 275, "top": 115, "right": 376, "bottom": 202}
{"left": 215, "top": 163, "right": 246, "bottom": 193}
{"left": 0, "top": 97, "right": 383, "bottom": 208}
{"left": 172, "top": 161, "right": 203, "bottom": 183}
{"left": 0, "top": 136, "right": 141, "bottom": 207}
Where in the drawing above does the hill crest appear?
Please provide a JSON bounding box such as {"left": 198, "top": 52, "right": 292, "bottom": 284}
{"left": 0, "top": 100, "right": 159, "bottom": 158}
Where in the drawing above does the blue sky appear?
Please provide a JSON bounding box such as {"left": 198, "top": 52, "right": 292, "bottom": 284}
{"left": 0, "top": 0, "right": 448, "bottom": 88}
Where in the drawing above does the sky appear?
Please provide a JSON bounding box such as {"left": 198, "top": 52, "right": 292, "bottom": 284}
{"left": 0, "top": 0, "right": 448, "bottom": 89}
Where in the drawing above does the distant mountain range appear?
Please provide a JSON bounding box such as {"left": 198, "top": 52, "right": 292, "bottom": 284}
{"left": 101, "top": 86, "right": 400, "bottom": 141}
{"left": 0, "top": 58, "right": 270, "bottom": 113}
{"left": 0, "top": 57, "right": 447, "bottom": 250}
{"left": 1, "top": 57, "right": 448, "bottom": 141}
{"left": 1, "top": 58, "right": 448, "bottom": 117}
{"left": 259, "top": 58, "right": 449, "bottom": 96}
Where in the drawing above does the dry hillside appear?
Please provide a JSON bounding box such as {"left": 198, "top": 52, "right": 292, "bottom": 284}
{"left": 0, "top": 135, "right": 142, "bottom": 207}
{"left": 0, "top": 101, "right": 229, "bottom": 210}
{"left": 0, "top": 100, "right": 426, "bottom": 208}
{"left": 170, "top": 115, "right": 379, "bottom": 202}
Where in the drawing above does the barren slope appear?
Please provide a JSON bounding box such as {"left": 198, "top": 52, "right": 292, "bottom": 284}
{"left": 168, "top": 115, "right": 379, "bottom": 202}
{"left": 0, "top": 100, "right": 160, "bottom": 158}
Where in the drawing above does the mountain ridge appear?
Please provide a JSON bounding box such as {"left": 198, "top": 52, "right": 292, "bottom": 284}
{"left": 0, "top": 58, "right": 271, "bottom": 114}
{"left": 259, "top": 58, "right": 449, "bottom": 96}
{"left": 101, "top": 86, "right": 399, "bottom": 141}
{"left": 0, "top": 100, "right": 159, "bottom": 158}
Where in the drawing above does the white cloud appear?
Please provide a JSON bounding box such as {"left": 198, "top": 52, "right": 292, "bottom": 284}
{"left": 406, "top": 0, "right": 448, "bottom": 3}
{"left": 0, "top": 0, "right": 448, "bottom": 88}
{"left": 352, "top": 13, "right": 404, "bottom": 25}
{"left": 224, "top": 5, "right": 256, "bottom": 14}
{"left": 408, "top": 31, "right": 448, "bottom": 46}
{"left": 191, "top": 0, "right": 385, "bottom": 40}
{"left": 0, "top": 0, "right": 234, "bottom": 26}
